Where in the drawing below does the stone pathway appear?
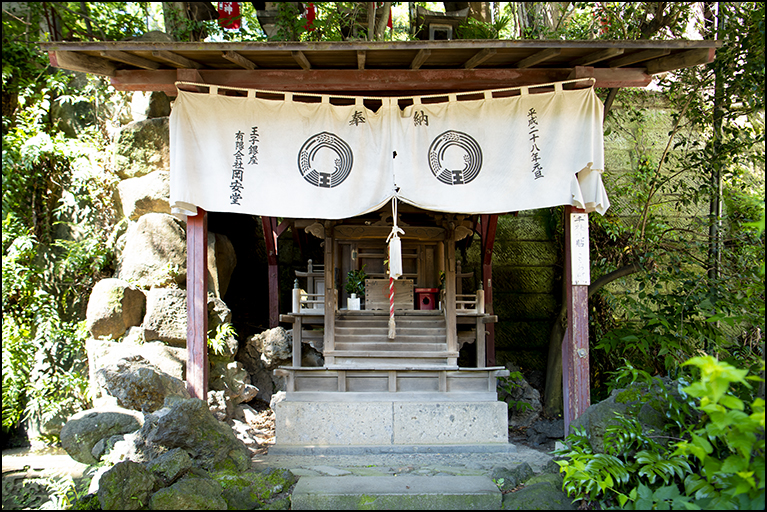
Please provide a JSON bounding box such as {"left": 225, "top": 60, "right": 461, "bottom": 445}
{"left": 252, "top": 443, "right": 555, "bottom": 478}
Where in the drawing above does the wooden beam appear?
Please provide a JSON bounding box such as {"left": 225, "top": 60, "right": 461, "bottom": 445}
{"left": 112, "top": 67, "right": 654, "bottom": 93}
{"left": 563, "top": 206, "right": 590, "bottom": 435}
{"left": 99, "top": 50, "right": 160, "bottom": 70}
{"left": 292, "top": 50, "right": 312, "bottom": 70}
{"left": 463, "top": 48, "right": 496, "bottom": 69}
{"left": 49, "top": 51, "right": 117, "bottom": 77}
{"left": 357, "top": 50, "right": 366, "bottom": 70}
{"left": 609, "top": 48, "right": 670, "bottom": 68}
{"left": 186, "top": 207, "right": 208, "bottom": 400}
{"left": 222, "top": 50, "right": 257, "bottom": 69}
{"left": 570, "top": 48, "right": 624, "bottom": 67}
{"left": 410, "top": 49, "right": 431, "bottom": 70}
{"left": 567, "top": 66, "right": 595, "bottom": 89}
{"left": 151, "top": 50, "right": 201, "bottom": 69}
{"left": 515, "top": 48, "right": 561, "bottom": 69}
{"left": 644, "top": 48, "right": 715, "bottom": 75}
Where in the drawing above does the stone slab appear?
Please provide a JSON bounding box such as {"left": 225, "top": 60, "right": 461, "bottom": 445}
{"left": 274, "top": 401, "right": 509, "bottom": 448}
{"left": 268, "top": 443, "right": 517, "bottom": 456}
{"left": 393, "top": 402, "right": 509, "bottom": 445}
{"left": 275, "top": 401, "right": 394, "bottom": 446}
{"left": 291, "top": 475, "right": 501, "bottom": 510}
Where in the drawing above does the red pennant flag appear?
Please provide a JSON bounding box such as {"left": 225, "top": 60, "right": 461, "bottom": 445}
{"left": 305, "top": 3, "right": 316, "bottom": 31}
{"left": 218, "top": 2, "right": 241, "bottom": 30}
{"left": 387, "top": 6, "right": 392, "bottom": 29}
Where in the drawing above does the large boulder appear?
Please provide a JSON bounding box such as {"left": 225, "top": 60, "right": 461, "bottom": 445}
{"left": 144, "top": 398, "right": 252, "bottom": 472}
{"left": 86, "top": 278, "right": 146, "bottom": 340}
{"left": 60, "top": 406, "right": 144, "bottom": 465}
{"left": 208, "top": 232, "right": 237, "bottom": 299}
{"left": 116, "top": 213, "right": 187, "bottom": 289}
{"left": 95, "top": 355, "right": 190, "bottom": 413}
{"left": 97, "top": 460, "right": 158, "bottom": 510}
{"left": 113, "top": 117, "right": 170, "bottom": 180}
{"left": 236, "top": 353, "right": 275, "bottom": 402}
{"left": 501, "top": 473, "right": 576, "bottom": 510}
{"left": 143, "top": 288, "right": 187, "bottom": 346}
{"left": 212, "top": 468, "right": 297, "bottom": 510}
{"left": 86, "top": 339, "right": 187, "bottom": 406}
{"left": 145, "top": 447, "right": 193, "bottom": 486}
{"left": 117, "top": 170, "right": 170, "bottom": 221}
{"left": 500, "top": 370, "right": 542, "bottom": 428}
{"left": 148, "top": 473, "right": 227, "bottom": 510}
{"left": 491, "top": 462, "right": 534, "bottom": 492}
{"left": 570, "top": 378, "right": 676, "bottom": 454}
{"left": 245, "top": 327, "right": 292, "bottom": 370}
{"left": 238, "top": 328, "right": 292, "bottom": 402}
{"left": 208, "top": 361, "right": 258, "bottom": 420}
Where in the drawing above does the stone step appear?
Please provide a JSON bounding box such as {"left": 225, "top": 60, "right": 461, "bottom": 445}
{"left": 334, "top": 342, "right": 447, "bottom": 352}
{"left": 335, "top": 326, "right": 447, "bottom": 336}
{"left": 335, "top": 318, "right": 446, "bottom": 328}
{"left": 331, "top": 356, "right": 453, "bottom": 366}
{"left": 335, "top": 334, "right": 446, "bottom": 344}
{"left": 334, "top": 323, "right": 447, "bottom": 332}
{"left": 291, "top": 475, "right": 501, "bottom": 510}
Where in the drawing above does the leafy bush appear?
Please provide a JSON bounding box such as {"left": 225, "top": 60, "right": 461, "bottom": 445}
{"left": 554, "top": 356, "right": 765, "bottom": 509}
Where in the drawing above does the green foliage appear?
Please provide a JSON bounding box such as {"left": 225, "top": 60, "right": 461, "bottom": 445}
{"left": 456, "top": 15, "right": 510, "bottom": 40}
{"left": 208, "top": 323, "right": 237, "bottom": 357}
{"left": 497, "top": 371, "right": 534, "bottom": 413}
{"left": 345, "top": 265, "right": 367, "bottom": 299}
{"left": 554, "top": 357, "right": 765, "bottom": 510}
{"left": 2, "top": 4, "right": 123, "bottom": 443}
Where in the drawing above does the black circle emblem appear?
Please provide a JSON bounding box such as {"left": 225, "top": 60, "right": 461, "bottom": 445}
{"left": 298, "top": 132, "right": 353, "bottom": 188}
{"left": 428, "top": 130, "right": 482, "bottom": 185}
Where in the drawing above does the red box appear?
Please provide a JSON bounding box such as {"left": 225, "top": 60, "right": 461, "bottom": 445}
{"left": 415, "top": 288, "right": 439, "bottom": 310}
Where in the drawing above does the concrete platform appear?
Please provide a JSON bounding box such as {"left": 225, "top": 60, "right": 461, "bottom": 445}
{"left": 291, "top": 475, "right": 501, "bottom": 510}
{"left": 274, "top": 400, "right": 509, "bottom": 448}
{"left": 268, "top": 442, "right": 517, "bottom": 456}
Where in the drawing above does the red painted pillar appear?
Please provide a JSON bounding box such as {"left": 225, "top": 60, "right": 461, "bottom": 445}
{"left": 186, "top": 207, "right": 208, "bottom": 400}
{"left": 563, "top": 205, "right": 590, "bottom": 435}
{"left": 262, "top": 216, "right": 280, "bottom": 328}
{"left": 480, "top": 214, "right": 498, "bottom": 367}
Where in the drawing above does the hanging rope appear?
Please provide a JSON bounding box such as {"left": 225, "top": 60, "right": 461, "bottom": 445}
{"left": 386, "top": 197, "right": 404, "bottom": 339}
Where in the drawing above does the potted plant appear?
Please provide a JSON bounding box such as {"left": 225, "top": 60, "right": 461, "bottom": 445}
{"left": 345, "top": 266, "right": 366, "bottom": 309}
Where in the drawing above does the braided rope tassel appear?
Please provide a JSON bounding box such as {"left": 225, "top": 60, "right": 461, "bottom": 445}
{"left": 388, "top": 276, "right": 396, "bottom": 339}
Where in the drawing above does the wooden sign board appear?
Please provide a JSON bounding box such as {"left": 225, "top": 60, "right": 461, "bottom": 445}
{"left": 570, "top": 213, "right": 590, "bottom": 286}
{"left": 365, "top": 279, "right": 414, "bottom": 310}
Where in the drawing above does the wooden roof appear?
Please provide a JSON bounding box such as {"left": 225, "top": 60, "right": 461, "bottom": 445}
{"left": 40, "top": 39, "right": 720, "bottom": 96}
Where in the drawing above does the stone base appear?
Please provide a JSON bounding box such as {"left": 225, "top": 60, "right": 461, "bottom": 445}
{"left": 274, "top": 401, "right": 509, "bottom": 449}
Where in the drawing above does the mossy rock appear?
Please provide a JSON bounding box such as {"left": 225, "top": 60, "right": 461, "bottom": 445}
{"left": 212, "top": 468, "right": 296, "bottom": 510}
{"left": 148, "top": 474, "right": 226, "bottom": 510}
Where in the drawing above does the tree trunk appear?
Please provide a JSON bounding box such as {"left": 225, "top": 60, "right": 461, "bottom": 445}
{"left": 707, "top": 2, "right": 725, "bottom": 281}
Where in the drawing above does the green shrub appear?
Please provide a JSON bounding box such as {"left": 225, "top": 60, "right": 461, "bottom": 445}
{"left": 554, "top": 356, "right": 765, "bottom": 510}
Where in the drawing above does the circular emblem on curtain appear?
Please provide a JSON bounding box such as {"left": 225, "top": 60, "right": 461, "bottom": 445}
{"left": 297, "top": 132, "right": 353, "bottom": 188}
{"left": 427, "top": 130, "right": 483, "bottom": 185}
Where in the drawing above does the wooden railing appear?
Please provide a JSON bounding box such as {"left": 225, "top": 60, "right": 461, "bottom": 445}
{"left": 456, "top": 289, "right": 485, "bottom": 314}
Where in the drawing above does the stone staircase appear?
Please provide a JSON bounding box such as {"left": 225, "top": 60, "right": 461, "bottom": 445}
{"left": 327, "top": 313, "right": 457, "bottom": 367}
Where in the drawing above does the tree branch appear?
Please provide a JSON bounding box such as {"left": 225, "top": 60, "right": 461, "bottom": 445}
{"left": 589, "top": 261, "right": 644, "bottom": 298}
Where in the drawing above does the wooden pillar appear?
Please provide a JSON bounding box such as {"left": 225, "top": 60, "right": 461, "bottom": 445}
{"left": 323, "top": 222, "right": 335, "bottom": 365}
{"left": 563, "top": 205, "right": 590, "bottom": 435}
{"left": 186, "top": 207, "right": 208, "bottom": 400}
{"left": 445, "top": 223, "right": 458, "bottom": 366}
{"left": 261, "top": 216, "right": 279, "bottom": 328}
{"left": 480, "top": 214, "right": 498, "bottom": 366}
